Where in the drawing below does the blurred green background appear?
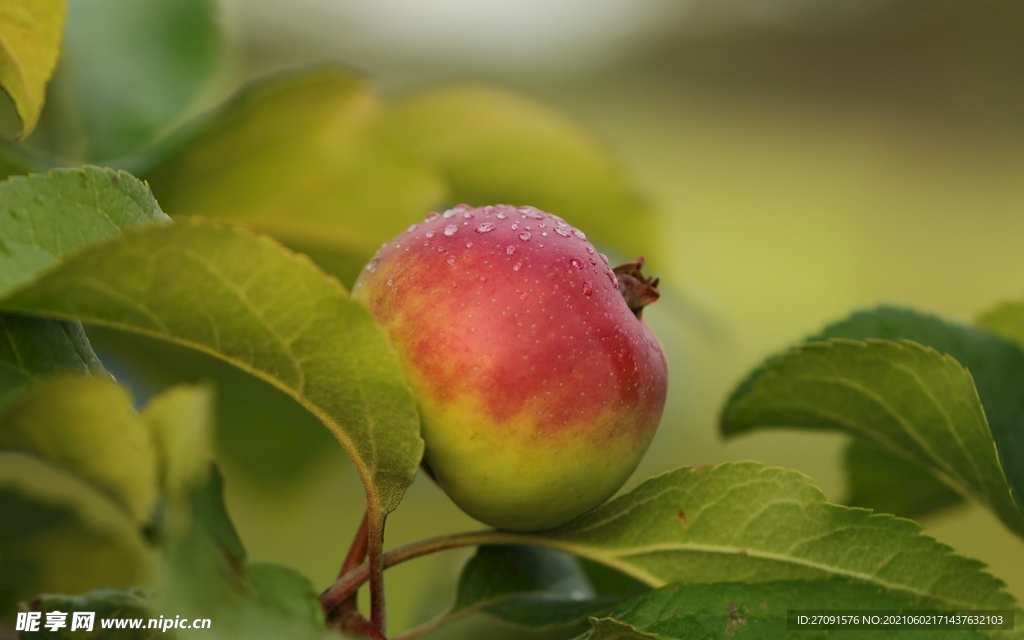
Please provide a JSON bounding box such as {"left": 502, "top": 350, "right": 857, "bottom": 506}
{"left": 5, "top": 0, "right": 1024, "bottom": 636}
{"left": 226, "top": 0, "right": 1024, "bottom": 631}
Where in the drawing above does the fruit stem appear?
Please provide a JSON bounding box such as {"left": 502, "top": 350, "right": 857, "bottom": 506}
{"left": 613, "top": 257, "right": 660, "bottom": 319}
{"left": 338, "top": 512, "right": 370, "bottom": 578}
{"left": 326, "top": 512, "right": 388, "bottom": 638}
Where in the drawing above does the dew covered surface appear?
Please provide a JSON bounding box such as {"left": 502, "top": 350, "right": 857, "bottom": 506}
{"left": 353, "top": 204, "right": 667, "bottom": 444}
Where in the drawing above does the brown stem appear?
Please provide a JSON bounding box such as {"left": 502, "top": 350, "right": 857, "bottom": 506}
{"left": 340, "top": 612, "right": 388, "bottom": 640}
{"left": 368, "top": 514, "right": 387, "bottom": 634}
{"left": 339, "top": 512, "right": 370, "bottom": 578}
{"left": 326, "top": 512, "right": 384, "bottom": 639}
{"left": 320, "top": 529, "right": 529, "bottom": 612}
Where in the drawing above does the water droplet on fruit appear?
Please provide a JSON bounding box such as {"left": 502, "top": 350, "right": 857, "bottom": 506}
{"left": 512, "top": 261, "right": 522, "bottom": 271}
{"left": 466, "top": 241, "right": 474, "bottom": 248}
{"left": 519, "top": 206, "right": 544, "bottom": 219}
{"left": 407, "top": 223, "right": 419, "bottom": 232}
{"left": 476, "top": 222, "right": 496, "bottom": 233}
{"left": 573, "top": 229, "right": 587, "bottom": 240}
{"left": 606, "top": 271, "right": 616, "bottom": 285}
{"left": 437, "top": 246, "right": 445, "bottom": 252}
{"left": 570, "top": 258, "right": 584, "bottom": 269}
{"left": 446, "top": 255, "right": 457, "bottom": 265}
{"left": 442, "top": 209, "right": 457, "bottom": 218}
{"left": 518, "top": 232, "right": 532, "bottom": 241}
{"left": 480, "top": 276, "right": 487, "bottom": 282}
{"left": 519, "top": 291, "right": 528, "bottom": 299}
{"left": 386, "top": 277, "right": 394, "bottom": 286}
{"left": 554, "top": 225, "right": 571, "bottom": 237}
{"left": 425, "top": 230, "right": 435, "bottom": 238}
{"left": 541, "top": 232, "right": 548, "bottom": 237}
{"left": 511, "top": 223, "right": 519, "bottom": 230}
{"left": 423, "top": 241, "right": 431, "bottom": 247}
{"left": 444, "top": 224, "right": 458, "bottom": 236}
{"left": 496, "top": 212, "right": 507, "bottom": 219}
{"left": 506, "top": 245, "right": 516, "bottom": 255}
{"left": 427, "top": 212, "right": 440, "bottom": 220}
{"left": 583, "top": 282, "right": 594, "bottom": 296}
{"left": 586, "top": 246, "right": 595, "bottom": 254}
{"left": 599, "top": 253, "right": 609, "bottom": 263}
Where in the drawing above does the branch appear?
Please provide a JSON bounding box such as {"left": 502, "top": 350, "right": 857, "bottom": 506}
{"left": 320, "top": 529, "right": 530, "bottom": 613}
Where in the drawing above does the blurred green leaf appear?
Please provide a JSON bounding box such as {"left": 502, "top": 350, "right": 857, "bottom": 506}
{"left": 721, "top": 341, "right": 1024, "bottom": 538}
{"left": 583, "top": 581, "right": 991, "bottom": 640}
{"left": 1, "top": 375, "right": 158, "bottom": 524}
{"left": 0, "top": 452, "right": 152, "bottom": 620}
{"left": 246, "top": 562, "right": 326, "bottom": 629}
{"left": 144, "top": 67, "right": 447, "bottom": 259}
{"left": 0, "top": 0, "right": 65, "bottom": 138}
{"left": 0, "top": 218, "right": 423, "bottom": 518}
{"left": 149, "top": 385, "right": 331, "bottom": 640}
{"left": 978, "top": 300, "right": 1024, "bottom": 351}
{"left": 382, "top": 85, "right": 654, "bottom": 260}
{"left": 90, "top": 328, "right": 342, "bottom": 491}
{"left": 22, "top": 0, "right": 221, "bottom": 163}
{"left": 444, "top": 545, "right": 621, "bottom": 632}
{"left": 516, "top": 463, "right": 1015, "bottom": 612}
{"left": 140, "top": 383, "right": 218, "bottom": 512}
{"left": 0, "top": 167, "right": 170, "bottom": 296}
{"left": 844, "top": 438, "right": 964, "bottom": 518}
{"left": 800, "top": 306, "right": 1024, "bottom": 521}
{"left": 0, "top": 315, "right": 104, "bottom": 414}
{"left": 27, "top": 588, "right": 158, "bottom": 639}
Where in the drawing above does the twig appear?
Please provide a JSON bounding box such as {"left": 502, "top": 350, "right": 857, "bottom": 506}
{"left": 320, "top": 529, "right": 530, "bottom": 612}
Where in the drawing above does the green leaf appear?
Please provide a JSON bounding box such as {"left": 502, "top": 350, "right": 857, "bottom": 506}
{"left": 721, "top": 316, "right": 1024, "bottom": 538}
{"left": 585, "top": 618, "right": 670, "bottom": 640}
{"left": 0, "top": 218, "right": 423, "bottom": 518}
{"left": 27, "top": 588, "right": 158, "bottom": 639}
{"left": 246, "top": 562, "right": 326, "bottom": 629}
{"left": 587, "top": 580, "right": 991, "bottom": 640}
{"left": 514, "top": 463, "right": 1015, "bottom": 612}
{"left": 0, "top": 167, "right": 170, "bottom": 296}
{"left": 90, "top": 327, "right": 343, "bottom": 491}
{"left": 149, "top": 385, "right": 330, "bottom": 640}
{"left": 140, "top": 383, "right": 222, "bottom": 513}
{"left": 1, "top": 375, "right": 159, "bottom": 524}
{"left": 449, "top": 545, "right": 622, "bottom": 631}
{"left": 978, "top": 300, "right": 1024, "bottom": 351}
{"left": 0, "top": 314, "right": 105, "bottom": 414}
{"left": 802, "top": 306, "right": 1024, "bottom": 522}
{"left": 0, "top": 0, "right": 65, "bottom": 138}
{"left": 844, "top": 438, "right": 964, "bottom": 519}
{"left": 144, "top": 67, "right": 447, "bottom": 259}
{"left": 0, "top": 452, "right": 152, "bottom": 619}
{"left": 23, "top": 0, "right": 222, "bottom": 163}
{"left": 382, "top": 85, "right": 654, "bottom": 259}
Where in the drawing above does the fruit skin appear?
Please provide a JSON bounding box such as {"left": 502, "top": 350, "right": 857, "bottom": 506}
{"left": 352, "top": 204, "right": 667, "bottom": 531}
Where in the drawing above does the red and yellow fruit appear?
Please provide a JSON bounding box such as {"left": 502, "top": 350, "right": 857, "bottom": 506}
{"left": 353, "top": 204, "right": 667, "bottom": 531}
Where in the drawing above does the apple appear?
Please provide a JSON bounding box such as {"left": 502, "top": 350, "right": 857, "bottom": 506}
{"left": 352, "top": 204, "right": 667, "bottom": 531}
